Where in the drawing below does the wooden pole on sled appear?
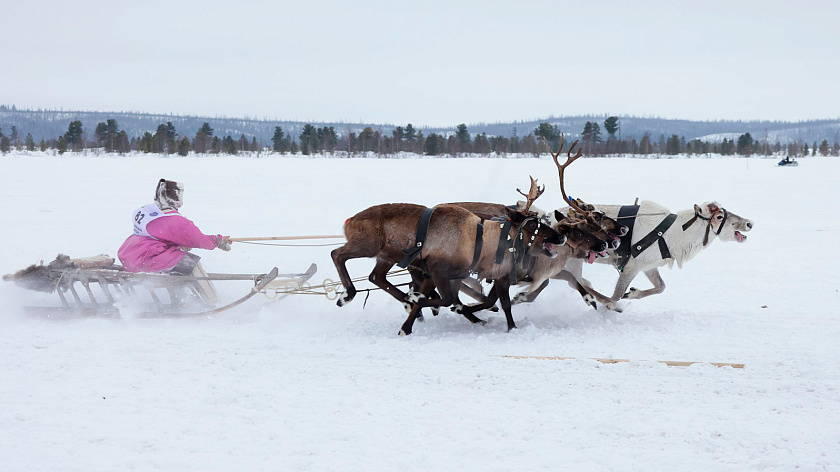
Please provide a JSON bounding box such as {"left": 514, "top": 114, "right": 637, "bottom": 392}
{"left": 229, "top": 235, "right": 345, "bottom": 242}
{"left": 498, "top": 355, "right": 744, "bottom": 369}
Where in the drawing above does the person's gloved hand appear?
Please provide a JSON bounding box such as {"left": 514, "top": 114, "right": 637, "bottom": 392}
{"left": 211, "top": 235, "right": 232, "bottom": 251}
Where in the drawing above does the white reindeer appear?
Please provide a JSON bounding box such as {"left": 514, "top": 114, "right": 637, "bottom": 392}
{"left": 514, "top": 200, "right": 753, "bottom": 311}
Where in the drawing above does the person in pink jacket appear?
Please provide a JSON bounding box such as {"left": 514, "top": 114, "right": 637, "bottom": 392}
{"left": 118, "top": 179, "right": 231, "bottom": 274}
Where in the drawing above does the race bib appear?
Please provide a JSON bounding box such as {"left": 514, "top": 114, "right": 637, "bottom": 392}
{"left": 132, "top": 203, "right": 177, "bottom": 238}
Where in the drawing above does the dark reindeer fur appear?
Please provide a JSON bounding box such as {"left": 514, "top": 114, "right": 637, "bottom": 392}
{"left": 331, "top": 202, "right": 565, "bottom": 335}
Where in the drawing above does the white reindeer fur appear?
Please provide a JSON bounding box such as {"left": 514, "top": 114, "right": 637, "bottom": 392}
{"left": 534, "top": 200, "right": 752, "bottom": 310}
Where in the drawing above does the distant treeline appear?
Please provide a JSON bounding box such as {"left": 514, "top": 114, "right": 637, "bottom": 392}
{"left": 1, "top": 116, "right": 839, "bottom": 157}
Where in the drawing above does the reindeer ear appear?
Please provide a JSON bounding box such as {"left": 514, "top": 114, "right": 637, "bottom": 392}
{"left": 694, "top": 204, "right": 703, "bottom": 215}
{"left": 504, "top": 206, "right": 526, "bottom": 223}
{"left": 554, "top": 210, "right": 566, "bottom": 221}
{"left": 706, "top": 202, "right": 720, "bottom": 213}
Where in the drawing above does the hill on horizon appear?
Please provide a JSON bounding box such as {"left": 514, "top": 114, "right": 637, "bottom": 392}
{"left": 1, "top": 105, "right": 838, "bottom": 146}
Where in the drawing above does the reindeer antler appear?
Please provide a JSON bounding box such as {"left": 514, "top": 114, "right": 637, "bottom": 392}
{"left": 544, "top": 134, "right": 585, "bottom": 213}
{"left": 516, "top": 175, "right": 545, "bottom": 214}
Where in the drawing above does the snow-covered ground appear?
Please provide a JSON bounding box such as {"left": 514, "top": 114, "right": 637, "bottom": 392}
{"left": 1, "top": 152, "right": 838, "bottom": 471}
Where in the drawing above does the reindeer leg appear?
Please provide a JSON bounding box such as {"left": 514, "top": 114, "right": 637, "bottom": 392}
{"left": 512, "top": 279, "right": 549, "bottom": 304}
{"left": 623, "top": 268, "right": 665, "bottom": 300}
{"left": 369, "top": 258, "right": 411, "bottom": 311}
{"left": 605, "top": 267, "right": 640, "bottom": 312}
{"left": 493, "top": 278, "right": 517, "bottom": 332}
{"left": 409, "top": 270, "right": 441, "bottom": 318}
{"left": 399, "top": 274, "right": 460, "bottom": 335}
{"left": 454, "top": 282, "right": 494, "bottom": 324}
{"left": 461, "top": 277, "right": 499, "bottom": 312}
{"left": 331, "top": 244, "right": 370, "bottom": 307}
{"left": 399, "top": 302, "right": 424, "bottom": 336}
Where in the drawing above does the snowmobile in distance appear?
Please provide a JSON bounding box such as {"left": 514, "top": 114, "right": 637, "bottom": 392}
{"left": 776, "top": 156, "right": 799, "bottom": 167}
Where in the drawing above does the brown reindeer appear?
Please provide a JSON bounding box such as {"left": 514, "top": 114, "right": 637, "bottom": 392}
{"left": 331, "top": 182, "right": 565, "bottom": 335}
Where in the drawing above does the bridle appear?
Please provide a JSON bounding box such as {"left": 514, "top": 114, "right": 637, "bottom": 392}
{"left": 682, "top": 206, "right": 728, "bottom": 246}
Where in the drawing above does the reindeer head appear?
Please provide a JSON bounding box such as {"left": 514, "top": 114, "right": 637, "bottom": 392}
{"left": 504, "top": 189, "right": 566, "bottom": 259}
{"left": 695, "top": 201, "right": 753, "bottom": 243}
{"left": 553, "top": 217, "right": 610, "bottom": 264}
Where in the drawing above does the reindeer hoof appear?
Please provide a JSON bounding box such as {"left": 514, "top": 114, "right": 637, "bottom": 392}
{"left": 489, "top": 305, "right": 499, "bottom": 313}
{"left": 507, "top": 324, "right": 517, "bottom": 332}
{"left": 451, "top": 303, "right": 465, "bottom": 314}
{"left": 622, "top": 288, "right": 638, "bottom": 299}
{"left": 403, "top": 302, "right": 412, "bottom": 313}
{"left": 336, "top": 292, "right": 353, "bottom": 307}
{"left": 431, "top": 307, "right": 440, "bottom": 316}
{"left": 406, "top": 292, "right": 426, "bottom": 303}
{"left": 512, "top": 293, "right": 525, "bottom": 305}
{"left": 583, "top": 294, "right": 597, "bottom": 309}
{"left": 398, "top": 329, "right": 408, "bottom": 336}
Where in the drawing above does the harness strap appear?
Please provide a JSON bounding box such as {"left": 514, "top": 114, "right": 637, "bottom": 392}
{"left": 716, "top": 209, "right": 728, "bottom": 236}
{"left": 397, "top": 207, "right": 435, "bottom": 269}
{"left": 615, "top": 205, "right": 640, "bottom": 272}
{"left": 468, "top": 223, "right": 484, "bottom": 273}
{"left": 494, "top": 219, "right": 513, "bottom": 264}
{"left": 630, "top": 213, "right": 677, "bottom": 259}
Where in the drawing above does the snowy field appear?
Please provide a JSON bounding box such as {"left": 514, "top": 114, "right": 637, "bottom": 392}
{"left": 1, "top": 152, "right": 838, "bottom": 471}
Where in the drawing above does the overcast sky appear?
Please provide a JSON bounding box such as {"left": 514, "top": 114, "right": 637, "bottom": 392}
{"left": 3, "top": 0, "right": 838, "bottom": 127}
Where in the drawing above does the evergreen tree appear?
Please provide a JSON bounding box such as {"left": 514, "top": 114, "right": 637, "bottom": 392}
{"left": 116, "top": 131, "right": 130, "bottom": 154}
{"left": 25, "top": 133, "right": 35, "bottom": 151}
{"left": 424, "top": 133, "right": 446, "bottom": 155}
{"left": 358, "top": 127, "right": 375, "bottom": 153}
{"left": 271, "top": 126, "right": 290, "bottom": 153}
{"left": 200, "top": 122, "right": 214, "bottom": 137}
{"left": 39, "top": 139, "right": 46, "bottom": 152}
{"left": 473, "top": 133, "right": 490, "bottom": 154}
{"left": 64, "top": 120, "right": 84, "bottom": 151}
{"left": 639, "top": 132, "right": 652, "bottom": 155}
{"left": 177, "top": 136, "right": 191, "bottom": 156}
{"left": 222, "top": 136, "right": 237, "bottom": 155}
{"left": 10, "top": 126, "right": 19, "bottom": 148}
{"left": 317, "top": 126, "right": 338, "bottom": 152}
{"left": 299, "top": 124, "right": 319, "bottom": 154}
{"left": 57, "top": 136, "right": 68, "bottom": 154}
{"left": 403, "top": 124, "right": 417, "bottom": 152}
{"left": 604, "top": 116, "right": 619, "bottom": 154}
{"left": 455, "top": 124, "right": 471, "bottom": 154}
{"left": 194, "top": 130, "right": 209, "bottom": 154}
{"left": 534, "top": 122, "right": 561, "bottom": 151}
{"left": 138, "top": 132, "right": 154, "bottom": 153}
{"left": 604, "top": 116, "right": 619, "bottom": 136}
{"left": 581, "top": 122, "right": 602, "bottom": 154}
{"left": 665, "top": 134, "right": 681, "bottom": 155}
{"left": 736, "top": 133, "right": 753, "bottom": 155}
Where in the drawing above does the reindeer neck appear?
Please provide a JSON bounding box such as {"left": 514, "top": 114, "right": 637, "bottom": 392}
{"left": 472, "top": 219, "right": 518, "bottom": 280}
{"left": 664, "top": 208, "right": 717, "bottom": 267}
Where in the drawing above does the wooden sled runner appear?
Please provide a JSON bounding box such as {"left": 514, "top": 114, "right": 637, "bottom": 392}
{"left": 4, "top": 254, "right": 317, "bottom": 318}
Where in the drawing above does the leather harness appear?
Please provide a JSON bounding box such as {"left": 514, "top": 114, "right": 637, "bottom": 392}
{"left": 397, "top": 207, "right": 484, "bottom": 274}
{"left": 614, "top": 205, "right": 677, "bottom": 273}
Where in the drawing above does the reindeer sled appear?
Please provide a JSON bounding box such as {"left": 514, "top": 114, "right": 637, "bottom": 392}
{"left": 4, "top": 254, "right": 317, "bottom": 318}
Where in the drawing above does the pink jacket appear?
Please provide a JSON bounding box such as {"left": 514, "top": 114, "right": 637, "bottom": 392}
{"left": 118, "top": 210, "right": 217, "bottom": 273}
